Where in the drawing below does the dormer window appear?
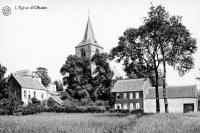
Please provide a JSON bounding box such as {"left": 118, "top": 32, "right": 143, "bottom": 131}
{"left": 81, "top": 48, "right": 86, "bottom": 57}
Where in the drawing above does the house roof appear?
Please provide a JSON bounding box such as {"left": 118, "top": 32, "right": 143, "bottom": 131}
{"left": 50, "top": 96, "right": 63, "bottom": 105}
{"left": 145, "top": 85, "right": 197, "bottom": 99}
{"left": 76, "top": 16, "right": 103, "bottom": 49}
{"left": 111, "top": 78, "right": 150, "bottom": 92}
{"left": 12, "top": 74, "right": 47, "bottom": 91}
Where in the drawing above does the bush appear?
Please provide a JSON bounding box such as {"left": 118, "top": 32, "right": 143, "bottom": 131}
{"left": 31, "top": 98, "right": 41, "bottom": 105}
{"left": 95, "top": 100, "right": 105, "bottom": 106}
{"left": 47, "top": 98, "right": 56, "bottom": 107}
{"left": 0, "top": 109, "right": 9, "bottom": 115}
{"left": 80, "top": 98, "right": 94, "bottom": 106}
{"left": 75, "top": 106, "right": 87, "bottom": 113}
{"left": 21, "top": 105, "right": 37, "bottom": 115}
{"left": 60, "top": 92, "right": 71, "bottom": 100}
{"left": 130, "top": 109, "right": 144, "bottom": 115}
{"left": 63, "top": 99, "right": 79, "bottom": 107}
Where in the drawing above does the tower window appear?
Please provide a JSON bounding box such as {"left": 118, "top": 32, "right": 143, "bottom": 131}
{"left": 95, "top": 49, "right": 100, "bottom": 54}
{"left": 81, "top": 48, "right": 86, "bottom": 57}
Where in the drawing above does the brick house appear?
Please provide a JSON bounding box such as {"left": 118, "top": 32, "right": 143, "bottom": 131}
{"left": 144, "top": 85, "right": 198, "bottom": 113}
{"left": 111, "top": 78, "right": 151, "bottom": 110}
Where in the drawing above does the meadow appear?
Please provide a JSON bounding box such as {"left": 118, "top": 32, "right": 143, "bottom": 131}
{"left": 0, "top": 112, "right": 200, "bottom": 133}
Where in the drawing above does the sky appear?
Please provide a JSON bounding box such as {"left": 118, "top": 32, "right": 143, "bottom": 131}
{"left": 0, "top": 0, "right": 200, "bottom": 86}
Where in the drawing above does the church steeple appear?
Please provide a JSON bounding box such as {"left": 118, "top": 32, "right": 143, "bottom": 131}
{"left": 83, "top": 15, "right": 97, "bottom": 45}
{"left": 75, "top": 15, "right": 103, "bottom": 49}
{"left": 75, "top": 14, "right": 103, "bottom": 59}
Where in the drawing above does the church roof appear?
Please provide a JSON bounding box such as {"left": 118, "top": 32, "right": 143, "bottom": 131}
{"left": 76, "top": 16, "right": 103, "bottom": 49}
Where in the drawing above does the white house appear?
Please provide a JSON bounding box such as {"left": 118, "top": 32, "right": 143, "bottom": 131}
{"left": 8, "top": 70, "right": 48, "bottom": 104}
{"left": 144, "top": 85, "right": 198, "bottom": 113}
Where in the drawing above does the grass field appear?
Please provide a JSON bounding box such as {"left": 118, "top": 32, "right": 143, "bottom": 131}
{"left": 0, "top": 112, "right": 200, "bottom": 133}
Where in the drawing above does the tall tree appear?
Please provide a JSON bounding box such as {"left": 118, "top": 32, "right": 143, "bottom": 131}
{"left": 0, "top": 64, "right": 7, "bottom": 99}
{"left": 36, "top": 67, "right": 51, "bottom": 87}
{"left": 54, "top": 80, "right": 64, "bottom": 92}
{"left": 91, "top": 53, "right": 114, "bottom": 101}
{"left": 110, "top": 28, "right": 162, "bottom": 112}
{"left": 143, "top": 5, "right": 197, "bottom": 113}
{"left": 60, "top": 55, "right": 92, "bottom": 100}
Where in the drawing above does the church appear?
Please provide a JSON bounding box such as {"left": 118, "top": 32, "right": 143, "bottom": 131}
{"left": 75, "top": 15, "right": 123, "bottom": 78}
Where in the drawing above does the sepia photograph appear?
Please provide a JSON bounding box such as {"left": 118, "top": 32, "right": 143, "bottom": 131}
{"left": 0, "top": 0, "right": 200, "bottom": 132}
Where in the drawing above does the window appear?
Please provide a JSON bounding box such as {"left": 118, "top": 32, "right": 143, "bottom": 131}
{"left": 123, "top": 104, "right": 128, "bottom": 109}
{"left": 95, "top": 49, "right": 100, "bottom": 54}
{"left": 130, "top": 103, "right": 134, "bottom": 110}
{"left": 81, "top": 48, "right": 86, "bottom": 57}
{"left": 41, "top": 93, "right": 44, "bottom": 99}
{"left": 136, "top": 103, "right": 140, "bottom": 109}
{"left": 129, "top": 93, "right": 133, "bottom": 99}
{"left": 34, "top": 91, "right": 36, "bottom": 98}
{"left": 123, "top": 93, "right": 127, "bottom": 99}
{"left": 24, "top": 90, "right": 27, "bottom": 98}
{"left": 116, "top": 93, "right": 120, "bottom": 99}
{"left": 136, "top": 92, "right": 139, "bottom": 99}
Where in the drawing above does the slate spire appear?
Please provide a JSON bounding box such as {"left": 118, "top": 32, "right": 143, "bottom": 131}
{"left": 76, "top": 14, "right": 103, "bottom": 48}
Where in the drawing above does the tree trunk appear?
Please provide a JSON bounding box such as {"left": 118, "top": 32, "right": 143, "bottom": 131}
{"left": 154, "top": 60, "right": 160, "bottom": 113}
{"left": 162, "top": 51, "right": 168, "bottom": 113}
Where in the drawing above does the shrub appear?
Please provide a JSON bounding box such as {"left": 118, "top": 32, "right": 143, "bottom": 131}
{"left": 80, "top": 98, "right": 94, "bottom": 106}
{"left": 21, "top": 105, "right": 37, "bottom": 115}
{"left": 0, "top": 109, "right": 9, "bottom": 115}
{"left": 60, "top": 91, "right": 71, "bottom": 100}
{"left": 75, "top": 106, "right": 87, "bottom": 113}
{"left": 95, "top": 100, "right": 105, "bottom": 106}
{"left": 130, "top": 109, "right": 144, "bottom": 116}
{"left": 47, "top": 97, "right": 56, "bottom": 107}
{"left": 63, "top": 105, "right": 76, "bottom": 113}
{"left": 63, "top": 99, "right": 79, "bottom": 107}
{"left": 31, "top": 98, "right": 41, "bottom": 105}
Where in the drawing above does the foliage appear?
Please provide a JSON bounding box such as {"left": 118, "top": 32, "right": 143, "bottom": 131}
{"left": 80, "top": 98, "right": 94, "bottom": 106}
{"left": 109, "top": 4, "right": 197, "bottom": 113}
{"left": 141, "top": 4, "right": 197, "bottom": 112}
{"left": 60, "top": 55, "right": 92, "bottom": 100}
{"left": 31, "top": 97, "right": 41, "bottom": 105}
{"left": 60, "top": 53, "right": 114, "bottom": 101}
{"left": 91, "top": 53, "right": 114, "bottom": 101}
{"left": 54, "top": 80, "right": 64, "bottom": 92}
{"left": 47, "top": 97, "right": 56, "bottom": 107}
{"left": 0, "top": 64, "right": 8, "bottom": 99}
{"left": 60, "top": 91, "right": 71, "bottom": 100}
{"left": 0, "top": 93, "right": 22, "bottom": 115}
{"left": 36, "top": 67, "right": 51, "bottom": 87}
{"left": 95, "top": 100, "right": 105, "bottom": 106}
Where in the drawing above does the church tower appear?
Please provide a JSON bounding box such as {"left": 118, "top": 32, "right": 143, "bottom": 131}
{"left": 75, "top": 15, "right": 103, "bottom": 58}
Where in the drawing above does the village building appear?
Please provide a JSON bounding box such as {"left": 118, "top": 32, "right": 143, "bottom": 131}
{"left": 75, "top": 15, "right": 123, "bottom": 78}
{"left": 144, "top": 85, "right": 198, "bottom": 113}
{"left": 111, "top": 78, "right": 151, "bottom": 110}
{"left": 8, "top": 70, "right": 48, "bottom": 104}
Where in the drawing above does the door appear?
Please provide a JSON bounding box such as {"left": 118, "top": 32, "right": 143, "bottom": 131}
{"left": 183, "top": 103, "right": 194, "bottom": 113}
